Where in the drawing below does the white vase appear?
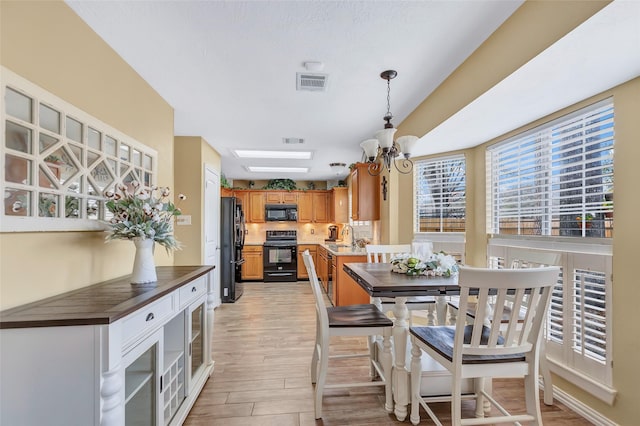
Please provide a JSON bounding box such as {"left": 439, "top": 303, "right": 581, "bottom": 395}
{"left": 131, "top": 238, "right": 157, "bottom": 284}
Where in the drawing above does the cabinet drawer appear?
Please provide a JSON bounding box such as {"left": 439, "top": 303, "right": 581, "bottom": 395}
{"left": 122, "top": 294, "right": 175, "bottom": 350}
{"left": 179, "top": 276, "right": 207, "bottom": 308}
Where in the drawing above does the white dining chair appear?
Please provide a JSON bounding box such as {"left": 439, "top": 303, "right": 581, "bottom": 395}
{"left": 447, "top": 248, "right": 561, "bottom": 405}
{"left": 302, "top": 250, "right": 393, "bottom": 419}
{"left": 366, "top": 244, "right": 438, "bottom": 326}
{"left": 409, "top": 265, "right": 560, "bottom": 426}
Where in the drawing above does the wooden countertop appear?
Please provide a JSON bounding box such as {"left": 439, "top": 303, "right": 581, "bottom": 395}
{"left": 0, "top": 265, "right": 214, "bottom": 329}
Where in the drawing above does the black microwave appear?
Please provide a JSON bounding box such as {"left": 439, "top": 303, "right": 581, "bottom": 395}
{"left": 265, "top": 204, "right": 297, "bottom": 221}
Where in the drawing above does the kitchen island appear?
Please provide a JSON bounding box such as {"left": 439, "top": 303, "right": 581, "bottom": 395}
{"left": 316, "top": 243, "right": 371, "bottom": 306}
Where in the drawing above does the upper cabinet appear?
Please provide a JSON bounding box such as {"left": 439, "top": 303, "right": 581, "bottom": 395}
{"left": 224, "top": 189, "right": 337, "bottom": 223}
{"left": 298, "top": 191, "right": 329, "bottom": 223}
{"left": 350, "top": 163, "right": 380, "bottom": 221}
{"left": 248, "top": 191, "right": 265, "bottom": 223}
{"left": 265, "top": 191, "right": 297, "bottom": 204}
{"left": 330, "top": 187, "right": 348, "bottom": 224}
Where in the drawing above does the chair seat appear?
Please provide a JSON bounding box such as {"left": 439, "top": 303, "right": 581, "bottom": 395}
{"left": 327, "top": 304, "right": 394, "bottom": 328}
{"left": 410, "top": 325, "right": 525, "bottom": 364}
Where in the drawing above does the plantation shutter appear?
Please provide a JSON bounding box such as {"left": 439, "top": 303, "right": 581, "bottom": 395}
{"left": 487, "top": 99, "right": 614, "bottom": 237}
{"left": 414, "top": 155, "right": 466, "bottom": 232}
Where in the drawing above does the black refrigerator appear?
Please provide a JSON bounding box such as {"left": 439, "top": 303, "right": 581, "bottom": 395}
{"left": 220, "top": 197, "right": 246, "bottom": 302}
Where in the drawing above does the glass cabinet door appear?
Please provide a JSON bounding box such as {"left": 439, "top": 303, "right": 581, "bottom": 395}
{"left": 190, "top": 302, "right": 205, "bottom": 379}
{"left": 124, "top": 330, "right": 162, "bottom": 426}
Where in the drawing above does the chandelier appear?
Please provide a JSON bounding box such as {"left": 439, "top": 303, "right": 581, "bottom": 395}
{"left": 360, "top": 70, "right": 418, "bottom": 176}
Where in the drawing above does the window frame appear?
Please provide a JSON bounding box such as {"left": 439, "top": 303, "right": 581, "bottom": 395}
{"left": 413, "top": 153, "right": 467, "bottom": 235}
{"left": 486, "top": 98, "right": 614, "bottom": 239}
{"left": 1, "top": 67, "right": 158, "bottom": 232}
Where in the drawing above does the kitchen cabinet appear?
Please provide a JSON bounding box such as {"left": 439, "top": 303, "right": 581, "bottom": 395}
{"left": 248, "top": 191, "right": 265, "bottom": 223}
{"left": 0, "top": 266, "right": 214, "bottom": 426}
{"left": 350, "top": 162, "right": 380, "bottom": 221}
{"left": 220, "top": 187, "right": 233, "bottom": 197}
{"left": 265, "top": 191, "right": 297, "bottom": 204}
{"left": 241, "top": 245, "right": 263, "bottom": 280}
{"left": 297, "top": 191, "right": 329, "bottom": 223}
{"left": 317, "top": 245, "right": 329, "bottom": 292}
{"left": 297, "top": 244, "right": 317, "bottom": 279}
{"left": 330, "top": 187, "right": 348, "bottom": 224}
{"left": 333, "top": 254, "right": 370, "bottom": 306}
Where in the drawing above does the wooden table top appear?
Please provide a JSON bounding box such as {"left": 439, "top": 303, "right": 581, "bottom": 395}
{"left": 343, "top": 262, "right": 459, "bottom": 298}
{"left": 0, "top": 265, "right": 214, "bottom": 329}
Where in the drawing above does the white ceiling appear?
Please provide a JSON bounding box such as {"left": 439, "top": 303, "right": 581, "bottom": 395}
{"left": 65, "top": 0, "right": 639, "bottom": 183}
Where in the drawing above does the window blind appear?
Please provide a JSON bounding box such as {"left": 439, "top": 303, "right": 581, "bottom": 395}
{"left": 414, "top": 155, "right": 466, "bottom": 233}
{"left": 487, "top": 99, "right": 614, "bottom": 238}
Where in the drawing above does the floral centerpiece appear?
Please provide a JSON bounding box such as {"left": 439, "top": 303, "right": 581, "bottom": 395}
{"left": 390, "top": 251, "right": 459, "bottom": 277}
{"left": 104, "top": 182, "right": 185, "bottom": 283}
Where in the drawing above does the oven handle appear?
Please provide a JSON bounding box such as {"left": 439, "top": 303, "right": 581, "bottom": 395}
{"left": 266, "top": 272, "right": 294, "bottom": 276}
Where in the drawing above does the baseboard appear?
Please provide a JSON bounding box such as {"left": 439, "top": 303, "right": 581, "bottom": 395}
{"left": 542, "top": 382, "right": 618, "bottom": 426}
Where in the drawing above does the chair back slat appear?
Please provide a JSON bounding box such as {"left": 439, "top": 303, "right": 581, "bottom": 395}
{"left": 365, "top": 244, "right": 411, "bottom": 263}
{"left": 454, "top": 266, "right": 560, "bottom": 358}
{"left": 302, "top": 250, "right": 329, "bottom": 329}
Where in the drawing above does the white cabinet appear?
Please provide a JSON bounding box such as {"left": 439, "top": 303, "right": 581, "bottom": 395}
{"left": 0, "top": 266, "right": 215, "bottom": 426}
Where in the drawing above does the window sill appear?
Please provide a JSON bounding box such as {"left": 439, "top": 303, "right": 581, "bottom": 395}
{"left": 488, "top": 235, "right": 612, "bottom": 256}
{"left": 547, "top": 357, "right": 617, "bottom": 405}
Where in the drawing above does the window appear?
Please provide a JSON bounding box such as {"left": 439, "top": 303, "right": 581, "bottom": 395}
{"left": 488, "top": 243, "right": 614, "bottom": 403}
{"left": 487, "top": 99, "right": 614, "bottom": 238}
{"left": 1, "top": 67, "right": 157, "bottom": 232}
{"left": 414, "top": 155, "right": 466, "bottom": 233}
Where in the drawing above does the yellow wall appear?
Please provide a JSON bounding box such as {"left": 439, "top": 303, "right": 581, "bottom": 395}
{"left": 392, "top": 1, "right": 639, "bottom": 422}
{"left": 0, "top": 1, "right": 175, "bottom": 309}
{"left": 173, "top": 136, "right": 222, "bottom": 265}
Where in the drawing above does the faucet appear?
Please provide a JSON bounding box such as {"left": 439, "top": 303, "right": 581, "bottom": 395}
{"left": 342, "top": 224, "right": 357, "bottom": 250}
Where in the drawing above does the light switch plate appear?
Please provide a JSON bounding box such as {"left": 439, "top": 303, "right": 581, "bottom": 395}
{"left": 177, "top": 215, "right": 191, "bottom": 225}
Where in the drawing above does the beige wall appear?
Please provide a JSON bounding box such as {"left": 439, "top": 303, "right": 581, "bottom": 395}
{"left": 392, "top": 1, "right": 639, "bottom": 422}
{"left": 173, "top": 136, "right": 222, "bottom": 265}
{"left": 0, "top": 1, "right": 175, "bottom": 309}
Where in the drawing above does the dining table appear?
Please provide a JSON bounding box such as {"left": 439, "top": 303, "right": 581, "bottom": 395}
{"left": 343, "top": 262, "right": 489, "bottom": 422}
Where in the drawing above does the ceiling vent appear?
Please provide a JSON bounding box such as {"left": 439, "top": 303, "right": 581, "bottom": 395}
{"left": 282, "top": 137, "right": 305, "bottom": 145}
{"left": 296, "top": 73, "right": 328, "bottom": 92}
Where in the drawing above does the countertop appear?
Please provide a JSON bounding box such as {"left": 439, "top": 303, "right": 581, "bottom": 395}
{"left": 0, "top": 265, "right": 214, "bottom": 329}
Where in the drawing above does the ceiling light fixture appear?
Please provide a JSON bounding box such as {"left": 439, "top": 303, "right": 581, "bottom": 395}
{"left": 329, "top": 162, "right": 347, "bottom": 176}
{"left": 246, "top": 166, "right": 309, "bottom": 173}
{"left": 360, "top": 70, "right": 418, "bottom": 176}
{"left": 233, "top": 149, "right": 313, "bottom": 160}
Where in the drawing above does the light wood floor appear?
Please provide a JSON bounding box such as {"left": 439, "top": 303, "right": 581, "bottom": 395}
{"left": 184, "top": 281, "right": 594, "bottom": 425}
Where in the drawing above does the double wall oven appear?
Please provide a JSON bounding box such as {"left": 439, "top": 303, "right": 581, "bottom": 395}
{"left": 263, "top": 230, "right": 297, "bottom": 282}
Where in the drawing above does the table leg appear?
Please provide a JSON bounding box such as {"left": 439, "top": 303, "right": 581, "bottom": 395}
{"left": 392, "top": 297, "right": 409, "bottom": 421}
{"left": 435, "top": 295, "right": 447, "bottom": 325}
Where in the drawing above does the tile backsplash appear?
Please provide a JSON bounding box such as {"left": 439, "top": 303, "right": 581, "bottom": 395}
{"left": 243, "top": 222, "right": 376, "bottom": 244}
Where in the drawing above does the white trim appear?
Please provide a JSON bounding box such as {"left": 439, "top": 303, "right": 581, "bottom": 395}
{"left": 547, "top": 357, "right": 617, "bottom": 406}
{"left": 546, "top": 383, "right": 618, "bottom": 425}
{"left": 414, "top": 232, "right": 465, "bottom": 244}
{"left": 488, "top": 235, "right": 612, "bottom": 256}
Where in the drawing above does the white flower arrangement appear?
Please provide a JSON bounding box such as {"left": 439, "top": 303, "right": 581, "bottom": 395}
{"left": 390, "top": 251, "right": 459, "bottom": 277}
{"left": 104, "top": 182, "right": 185, "bottom": 251}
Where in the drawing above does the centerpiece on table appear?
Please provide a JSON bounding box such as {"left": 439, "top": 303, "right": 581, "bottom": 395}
{"left": 390, "top": 251, "right": 459, "bottom": 277}
{"left": 105, "top": 182, "right": 185, "bottom": 284}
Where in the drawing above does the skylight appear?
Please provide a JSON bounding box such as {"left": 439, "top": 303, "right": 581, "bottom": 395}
{"left": 233, "top": 149, "right": 313, "bottom": 160}
{"left": 246, "top": 166, "right": 309, "bottom": 173}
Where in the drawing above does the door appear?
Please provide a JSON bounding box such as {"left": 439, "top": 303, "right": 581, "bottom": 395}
{"left": 204, "top": 167, "right": 221, "bottom": 308}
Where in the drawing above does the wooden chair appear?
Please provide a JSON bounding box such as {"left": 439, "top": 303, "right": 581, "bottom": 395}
{"left": 447, "top": 248, "right": 561, "bottom": 404}
{"left": 302, "top": 250, "right": 393, "bottom": 419}
{"left": 366, "top": 244, "right": 438, "bottom": 326}
{"left": 409, "top": 265, "right": 560, "bottom": 426}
